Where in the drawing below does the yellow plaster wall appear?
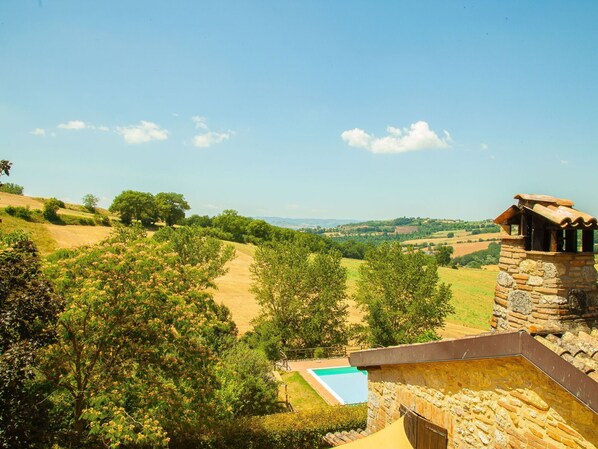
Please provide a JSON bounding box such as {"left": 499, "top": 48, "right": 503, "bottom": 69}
{"left": 367, "top": 357, "right": 598, "bottom": 449}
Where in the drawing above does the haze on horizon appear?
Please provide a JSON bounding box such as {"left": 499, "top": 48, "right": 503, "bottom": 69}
{"left": 1, "top": 1, "right": 597, "bottom": 221}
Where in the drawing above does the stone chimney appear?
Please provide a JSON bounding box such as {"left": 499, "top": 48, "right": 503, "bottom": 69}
{"left": 491, "top": 194, "right": 598, "bottom": 334}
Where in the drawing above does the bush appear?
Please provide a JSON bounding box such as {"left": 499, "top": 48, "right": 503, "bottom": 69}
{"left": 43, "top": 198, "right": 61, "bottom": 222}
{"left": 94, "top": 214, "right": 111, "bottom": 226}
{"left": 4, "top": 205, "right": 33, "bottom": 221}
{"left": 174, "top": 405, "right": 367, "bottom": 449}
{"left": 0, "top": 182, "right": 24, "bottom": 195}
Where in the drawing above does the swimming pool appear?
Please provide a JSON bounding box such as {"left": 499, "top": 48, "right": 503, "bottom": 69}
{"left": 307, "top": 366, "right": 368, "bottom": 405}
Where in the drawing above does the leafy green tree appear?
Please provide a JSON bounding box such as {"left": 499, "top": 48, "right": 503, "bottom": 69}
{"left": 216, "top": 343, "right": 280, "bottom": 418}
{"left": 43, "top": 198, "right": 62, "bottom": 222}
{"left": 155, "top": 192, "right": 190, "bottom": 226}
{"left": 42, "top": 230, "right": 235, "bottom": 447}
{"left": 0, "top": 231, "right": 63, "bottom": 449}
{"left": 355, "top": 243, "right": 453, "bottom": 346}
{"left": 246, "top": 219, "right": 272, "bottom": 242}
{"left": 0, "top": 160, "right": 11, "bottom": 187}
{"left": 82, "top": 194, "right": 99, "bottom": 212}
{"left": 109, "top": 190, "right": 158, "bottom": 226}
{"left": 435, "top": 245, "right": 454, "bottom": 266}
{"left": 185, "top": 214, "right": 212, "bottom": 227}
{"left": 446, "top": 232, "right": 455, "bottom": 238}
{"left": 250, "top": 241, "right": 348, "bottom": 353}
{"left": 213, "top": 209, "right": 252, "bottom": 242}
{"left": 0, "top": 182, "right": 24, "bottom": 195}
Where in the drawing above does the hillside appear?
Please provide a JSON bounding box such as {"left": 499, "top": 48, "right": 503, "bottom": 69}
{"left": 2, "top": 193, "right": 496, "bottom": 339}
{"left": 212, "top": 243, "right": 496, "bottom": 337}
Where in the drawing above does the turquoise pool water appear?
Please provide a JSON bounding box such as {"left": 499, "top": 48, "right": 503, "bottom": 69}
{"left": 308, "top": 366, "right": 368, "bottom": 405}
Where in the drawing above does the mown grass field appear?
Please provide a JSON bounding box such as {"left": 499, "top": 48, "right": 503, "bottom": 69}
{"left": 280, "top": 372, "right": 327, "bottom": 411}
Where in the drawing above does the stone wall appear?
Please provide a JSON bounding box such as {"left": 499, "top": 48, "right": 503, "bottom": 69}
{"left": 367, "top": 357, "right": 598, "bottom": 449}
{"left": 491, "top": 236, "right": 598, "bottom": 334}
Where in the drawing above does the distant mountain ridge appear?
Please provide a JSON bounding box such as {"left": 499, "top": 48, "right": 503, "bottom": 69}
{"left": 255, "top": 216, "right": 363, "bottom": 230}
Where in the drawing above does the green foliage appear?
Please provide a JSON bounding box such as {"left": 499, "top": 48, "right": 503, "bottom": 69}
{"left": 58, "top": 214, "right": 96, "bottom": 226}
{"left": 435, "top": 245, "right": 454, "bottom": 266}
{"left": 0, "top": 231, "right": 63, "bottom": 449}
{"left": 155, "top": 192, "right": 190, "bottom": 226}
{"left": 212, "top": 209, "right": 253, "bottom": 242}
{"left": 0, "top": 182, "right": 24, "bottom": 195}
{"left": 82, "top": 193, "right": 99, "bottom": 212}
{"left": 250, "top": 241, "right": 348, "bottom": 354}
{"left": 109, "top": 190, "right": 158, "bottom": 226}
{"left": 4, "top": 205, "right": 37, "bottom": 221}
{"left": 41, "top": 229, "right": 236, "bottom": 447}
{"left": 43, "top": 198, "right": 61, "bottom": 222}
{"left": 180, "top": 405, "right": 367, "bottom": 449}
{"left": 452, "top": 242, "right": 501, "bottom": 268}
{"left": 0, "top": 160, "right": 11, "bottom": 185}
{"left": 446, "top": 232, "right": 454, "bottom": 238}
{"left": 355, "top": 243, "right": 454, "bottom": 346}
{"left": 216, "top": 343, "right": 281, "bottom": 418}
{"left": 185, "top": 214, "right": 212, "bottom": 227}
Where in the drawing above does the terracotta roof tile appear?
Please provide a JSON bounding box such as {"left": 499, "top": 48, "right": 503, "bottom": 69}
{"left": 534, "top": 329, "right": 598, "bottom": 380}
{"left": 323, "top": 428, "right": 371, "bottom": 447}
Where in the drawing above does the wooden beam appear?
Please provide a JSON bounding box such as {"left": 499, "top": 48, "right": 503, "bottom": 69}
{"left": 582, "top": 230, "right": 594, "bottom": 253}
{"left": 550, "top": 230, "right": 558, "bottom": 252}
{"left": 565, "top": 230, "right": 577, "bottom": 253}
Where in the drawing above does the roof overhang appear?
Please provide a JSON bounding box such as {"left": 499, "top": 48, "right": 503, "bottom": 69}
{"left": 350, "top": 331, "right": 598, "bottom": 414}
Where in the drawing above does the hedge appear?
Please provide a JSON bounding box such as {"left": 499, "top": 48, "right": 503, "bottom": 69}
{"left": 173, "top": 404, "right": 367, "bottom": 449}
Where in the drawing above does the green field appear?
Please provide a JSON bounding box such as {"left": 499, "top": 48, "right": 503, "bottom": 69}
{"left": 341, "top": 258, "right": 496, "bottom": 330}
{"left": 0, "top": 211, "right": 57, "bottom": 254}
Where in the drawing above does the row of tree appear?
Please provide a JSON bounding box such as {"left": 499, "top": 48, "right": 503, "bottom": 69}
{"left": 246, "top": 240, "right": 454, "bottom": 357}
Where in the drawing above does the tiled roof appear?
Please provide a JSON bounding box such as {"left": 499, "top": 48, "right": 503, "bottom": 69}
{"left": 534, "top": 329, "right": 598, "bottom": 382}
{"left": 323, "top": 428, "right": 371, "bottom": 447}
{"left": 494, "top": 193, "right": 598, "bottom": 229}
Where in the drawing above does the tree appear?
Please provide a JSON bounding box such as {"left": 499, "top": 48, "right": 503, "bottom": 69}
{"left": 212, "top": 209, "right": 251, "bottom": 242}
{"left": 82, "top": 194, "right": 99, "bottom": 212}
{"left": 447, "top": 232, "right": 455, "bottom": 238}
{"left": 0, "top": 231, "right": 63, "bottom": 449}
{"left": 42, "top": 229, "right": 236, "bottom": 447}
{"left": 43, "top": 198, "right": 62, "bottom": 222}
{"left": 250, "top": 241, "right": 348, "bottom": 353}
{"left": 435, "top": 245, "right": 454, "bottom": 266}
{"left": 216, "top": 343, "right": 280, "bottom": 418}
{"left": 246, "top": 219, "right": 272, "bottom": 242}
{"left": 0, "top": 160, "right": 11, "bottom": 187}
{"left": 355, "top": 243, "right": 453, "bottom": 346}
{"left": 0, "top": 182, "right": 24, "bottom": 195}
{"left": 185, "top": 214, "right": 212, "bottom": 227}
{"left": 155, "top": 192, "right": 190, "bottom": 226}
{"left": 109, "top": 190, "right": 158, "bottom": 226}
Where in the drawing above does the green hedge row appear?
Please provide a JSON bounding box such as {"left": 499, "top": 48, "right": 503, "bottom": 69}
{"left": 174, "top": 405, "right": 367, "bottom": 449}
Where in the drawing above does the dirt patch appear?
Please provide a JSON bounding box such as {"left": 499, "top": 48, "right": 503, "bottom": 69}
{"left": 44, "top": 224, "right": 113, "bottom": 249}
{"left": 451, "top": 241, "right": 492, "bottom": 257}
{"left": 394, "top": 225, "right": 418, "bottom": 234}
{"left": 0, "top": 192, "right": 44, "bottom": 209}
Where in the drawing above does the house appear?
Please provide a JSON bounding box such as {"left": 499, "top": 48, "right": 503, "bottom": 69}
{"left": 331, "top": 194, "right": 598, "bottom": 448}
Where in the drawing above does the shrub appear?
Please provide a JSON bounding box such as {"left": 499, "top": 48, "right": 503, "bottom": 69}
{"left": 4, "top": 205, "right": 33, "bottom": 221}
{"left": 94, "top": 214, "right": 111, "bottom": 226}
{"left": 0, "top": 182, "right": 24, "bottom": 195}
{"left": 43, "top": 198, "right": 61, "bottom": 222}
{"left": 174, "top": 405, "right": 367, "bottom": 449}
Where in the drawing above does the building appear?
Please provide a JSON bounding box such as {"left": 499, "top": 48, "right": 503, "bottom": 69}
{"left": 333, "top": 194, "right": 598, "bottom": 448}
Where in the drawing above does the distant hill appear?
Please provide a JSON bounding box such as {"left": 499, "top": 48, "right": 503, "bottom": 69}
{"left": 255, "top": 216, "right": 362, "bottom": 230}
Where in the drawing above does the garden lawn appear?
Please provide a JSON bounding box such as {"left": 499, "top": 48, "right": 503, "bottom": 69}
{"left": 280, "top": 372, "right": 327, "bottom": 411}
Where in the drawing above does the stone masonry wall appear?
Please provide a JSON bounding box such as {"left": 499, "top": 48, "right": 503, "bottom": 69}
{"left": 367, "top": 357, "right": 598, "bottom": 449}
{"left": 490, "top": 236, "right": 598, "bottom": 334}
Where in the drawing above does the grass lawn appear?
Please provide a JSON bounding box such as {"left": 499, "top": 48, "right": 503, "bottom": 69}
{"left": 280, "top": 371, "right": 327, "bottom": 411}
{"left": 0, "top": 212, "right": 57, "bottom": 254}
{"left": 439, "top": 266, "right": 496, "bottom": 329}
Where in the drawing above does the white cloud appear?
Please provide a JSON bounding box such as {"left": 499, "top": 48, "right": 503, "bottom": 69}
{"left": 117, "top": 121, "right": 169, "bottom": 144}
{"left": 58, "top": 120, "right": 87, "bottom": 130}
{"left": 193, "top": 131, "right": 232, "bottom": 148}
{"left": 561, "top": 160, "right": 569, "bottom": 165}
{"left": 341, "top": 121, "right": 452, "bottom": 154}
{"left": 192, "top": 116, "right": 209, "bottom": 130}
{"left": 480, "top": 143, "right": 489, "bottom": 150}
{"left": 31, "top": 128, "right": 46, "bottom": 136}
{"left": 95, "top": 125, "right": 110, "bottom": 132}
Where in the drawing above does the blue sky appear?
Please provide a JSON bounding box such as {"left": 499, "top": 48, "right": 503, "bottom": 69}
{"left": 1, "top": 1, "right": 597, "bottom": 220}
